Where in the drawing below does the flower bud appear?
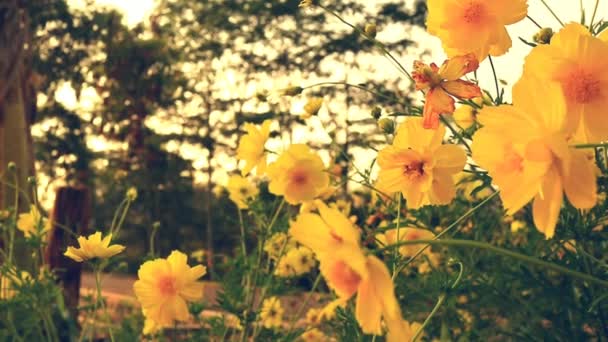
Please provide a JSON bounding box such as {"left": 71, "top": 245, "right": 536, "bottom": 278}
{"left": 7, "top": 161, "right": 16, "bottom": 171}
{"left": 364, "top": 23, "right": 377, "bottom": 38}
{"left": 152, "top": 221, "right": 161, "bottom": 230}
{"left": 126, "top": 187, "right": 138, "bottom": 201}
{"left": 279, "top": 86, "right": 303, "bottom": 97}
{"left": 533, "top": 28, "right": 553, "bottom": 45}
{"left": 371, "top": 106, "right": 382, "bottom": 119}
{"left": 378, "top": 118, "right": 395, "bottom": 134}
{"left": 27, "top": 177, "right": 37, "bottom": 186}
{"left": 303, "top": 97, "right": 323, "bottom": 117}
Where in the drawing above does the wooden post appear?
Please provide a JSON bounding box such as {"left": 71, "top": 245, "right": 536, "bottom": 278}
{"left": 45, "top": 186, "right": 91, "bottom": 318}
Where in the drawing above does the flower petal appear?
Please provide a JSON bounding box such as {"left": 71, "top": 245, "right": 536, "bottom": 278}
{"left": 532, "top": 167, "right": 563, "bottom": 239}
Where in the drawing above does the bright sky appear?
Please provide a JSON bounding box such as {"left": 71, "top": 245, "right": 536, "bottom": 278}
{"left": 53, "top": 0, "right": 608, "bottom": 187}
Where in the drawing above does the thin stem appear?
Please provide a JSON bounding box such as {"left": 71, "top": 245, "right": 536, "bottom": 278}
{"left": 392, "top": 191, "right": 500, "bottom": 274}
{"left": 238, "top": 209, "right": 248, "bottom": 259}
{"left": 286, "top": 274, "right": 323, "bottom": 334}
{"left": 527, "top": 15, "right": 543, "bottom": 29}
{"left": 539, "top": 0, "right": 565, "bottom": 27}
{"left": 303, "top": 81, "right": 408, "bottom": 108}
{"left": 573, "top": 142, "right": 608, "bottom": 149}
{"left": 488, "top": 56, "right": 501, "bottom": 103}
{"left": 590, "top": 0, "right": 600, "bottom": 30}
{"left": 110, "top": 200, "right": 131, "bottom": 239}
{"left": 440, "top": 115, "right": 472, "bottom": 153}
{"left": 382, "top": 239, "right": 608, "bottom": 288}
{"left": 95, "top": 268, "right": 115, "bottom": 342}
{"left": 318, "top": 4, "right": 413, "bottom": 82}
{"left": 412, "top": 293, "right": 447, "bottom": 342}
{"left": 392, "top": 195, "right": 402, "bottom": 278}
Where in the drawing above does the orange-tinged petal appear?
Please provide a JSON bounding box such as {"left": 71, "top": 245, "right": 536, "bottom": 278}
{"left": 428, "top": 171, "right": 457, "bottom": 205}
{"left": 423, "top": 88, "right": 454, "bottom": 129}
{"left": 488, "top": 26, "right": 513, "bottom": 56}
{"left": 290, "top": 213, "right": 334, "bottom": 255}
{"left": 488, "top": 0, "right": 528, "bottom": 25}
{"left": 532, "top": 167, "right": 563, "bottom": 239}
{"left": 438, "top": 54, "right": 479, "bottom": 81}
{"left": 317, "top": 202, "right": 361, "bottom": 246}
{"left": 441, "top": 80, "right": 482, "bottom": 99}
{"left": 513, "top": 77, "right": 570, "bottom": 134}
{"left": 393, "top": 117, "right": 445, "bottom": 151}
{"left": 562, "top": 150, "right": 597, "bottom": 209}
{"left": 550, "top": 23, "right": 592, "bottom": 60}
{"left": 600, "top": 29, "right": 608, "bottom": 42}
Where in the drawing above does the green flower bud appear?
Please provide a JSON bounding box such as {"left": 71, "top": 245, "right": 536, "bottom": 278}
{"left": 364, "top": 23, "right": 377, "bottom": 38}
{"left": 378, "top": 118, "right": 395, "bottom": 134}
{"left": 371, "top": 106, "right": 382, "bottom": 119}
{"left": 533, "top": 28, "right": 553, "bottom": 45}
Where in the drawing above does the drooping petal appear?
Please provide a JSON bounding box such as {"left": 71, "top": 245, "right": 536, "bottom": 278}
{"left": 393, "top": 117, "right": 445, "bottom": 151}
{"left": 532, "top": 167, "right": 563, "bottom": 239}
{"left": 423, "top": 88, "right": 455, "bottom": 129}
{"left": 441, "top": 80, "right": 482, "bottom": 99}
{"left": 438, "top": 53, "right": 479, "bottom": 81}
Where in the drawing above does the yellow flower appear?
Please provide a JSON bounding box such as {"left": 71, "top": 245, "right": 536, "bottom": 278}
{"left": 259, "top": 297, "right": 284, "bottom": 329}
{"left": 226, "top": 175, "right": 259, "bottom": 209}
{"left": 64, "top": 232, "right": 125, "bottom": 262}
{"left": 290, "top": 202, "right": 406, "bottom": 340}
{"left": 318, "top": 298, "right": 348, "bottom": 321}
{"left": 133, "top": 251, "right": 206, "bottom": 327}
{"left": 17, "top": 205, "right": 51, "bottom": 238}
{"left": 300, "top": 328, "right": 332, "bottom": 341}
{"left": 0, "top": 269, "right": 31, "bottom": 300}
{"left": 426, "top": 0, "right": 528, "bottom": 60}
{"left": 412, "top": 54, "right": 481, "bottom": 129}
{"left": 300, "top": 186, "right": 337, "bottom": 213}
{"left": 510, "top": 220, "right": 526, "bottom": 233}
{"left": 302, "top": 97, "right": 324, "bottom": 119}
{"left": 237, "top": 120, "right": 271, "bottom": 176}
{"left": 523, "top": 23, "right": 608, "bottom": 143}
{"left": 266, "top": 144, "right": 330, "bottom": 205}
{"left": 472, "top": 77, "right": 597, "bottom": 238}
{"left": 275, "top": 246, "right": 316, "bottom": 277}
{"left": 263, "top": 232, "right": 296, "bottom": 260}
{"left": 376, "top": 117, "right": 467, "bottom": 209}
{"left": 305, "top": 307, "right": 322, "bottom": 325}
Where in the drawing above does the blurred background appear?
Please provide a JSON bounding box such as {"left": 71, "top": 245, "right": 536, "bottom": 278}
{"left": 2, "top": 0, "right": 604, "bottom": 273}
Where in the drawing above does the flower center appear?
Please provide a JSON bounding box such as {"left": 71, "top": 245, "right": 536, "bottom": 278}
{"left": 239, "top": 187, "right": 249, "bottom": 196}
{"left": 404, "top": 161, "right": 425, "bottom": 179}
{"left": 290, "top": 168, "right": 310, "bottom": 186}
{"left": 329, "top": 260, "right": 361, "bottom": 297}
{"left": 463, "top": 2, "right": 486, "bottom": 24}
{"left": 157, "top": 275, "right": 177, "bottom": 296}
{"left": 563, "top": 70, "right": 601, "bottom": 104}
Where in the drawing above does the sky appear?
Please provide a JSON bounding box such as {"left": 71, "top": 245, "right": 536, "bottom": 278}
{"left": 54, "top": 0, "right": 608, "bottom": 187}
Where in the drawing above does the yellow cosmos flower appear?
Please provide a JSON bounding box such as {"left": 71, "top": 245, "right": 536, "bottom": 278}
{"left": 226, "top": 175, "right": 259, "bottom": 209}
{"left": 64, "top": 232, "right": 125, "bottom": 262}
{"left": 472, "top": 77, "right": 597, "bottom": 238}
{"left": 133, "top": 251, "right": 206, "bottom": 328}
{"left": 290, "top": 202, "right": 406, "bottom": 340}
{"left": 376, "top": 117, "right": 467, "bottom": 209}
{"left": 275, "top": 246, "right": 316, "bottom": 277}
{"left": 17, "top": 205, "right": 51, "bottom": 238}
{"left": 523, "top": 23, "right": 608, "bottom": 143}
{"left": 259, "top": 296, "right": 284, "bottom": 329}
{"left": 237, "top": 120, "right": 271, "bottom": 176}
{"left": 266, "top": 144, "right": 330, "bottom": 205}
{"left": 412, "top": 54, "right": 481, "bottom": 129}
{"left": 427, "top": 0, "right": 528, "bottom": 60}
{"left": 300, "top": 328, "right": 332, "bottom": 341}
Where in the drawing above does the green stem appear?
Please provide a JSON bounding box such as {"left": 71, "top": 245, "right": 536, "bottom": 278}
{"left": 527, "top": 15, "right": 543, "bottom": 29}
{"left": 303, "top": 81, "right": 408, "bottom": 108}
{"left": 573, "top": 142, "right": 608, "bottom": 149}
{"left": 383, "top": 239, "right": 608, "bottom": 288}
{"left": 488, "top": 56, "right": 501, "bottom": 103}
{"left": 111, "top": 200, "right": 131, "bottom": 239}
{"left": 589, "top": 0, "right": 600, "bottom": 30}
{"left": 392, "top": 195, "right": 402, "bottom": 278}
{"left": 95, "top": 268, "right": 115, "bottom": 342}
{"left": 318, "top": 4, "right": 413, "bottom": 82}
{"left": 238, "top": 209, "right": 248, "bottom": 259}
{"left": 286, "top": 273, "right": 323, "bottom": 335}
{"left": 412, "top": 293, "right": 447, "bottom": 342}
{"left": 149, "top": 225, "right": 158, "bottom": 257}
{"left": 539, "top": 0, "right": 565, "bottom": 26}
{"left": 392, "top": 191, "right": 499, "bottom": 274}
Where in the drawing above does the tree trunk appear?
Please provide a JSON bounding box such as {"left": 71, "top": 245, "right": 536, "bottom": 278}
{"left": 45, "top": 186, "right": 91, "bottom": 319}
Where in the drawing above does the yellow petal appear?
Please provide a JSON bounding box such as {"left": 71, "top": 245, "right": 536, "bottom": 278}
{"left": 393, "top": 117, "right": 445, "bottom": 151}
{"left": 434, "top": 144, "right": 467, "bottom": 174}
{"left": 562, "top": 150, "right": 597, "bottom": 209}
{"left": 532, "top": 167, "right": 563, "bottom": 239}
{"left": 438, "top": 54, "right": 479, "bottom": 81}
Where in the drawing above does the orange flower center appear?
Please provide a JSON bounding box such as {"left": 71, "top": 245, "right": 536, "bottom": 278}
{"left": 404, "top": 161, "right": 425, "bottom": 179}
{"left": 329, "top": 260, "right": 361, "bottom": 297}
{"left": 290, "top": 168, "right": 310, "bottom": 186}
{"left": 563, "top": 70, "right": 601, "bottom": 103}
{"left": 462, "top": 2, "right": 486, "bottom": 24}
{"left": 157, "top": 275, "right": 177, "bottom": 296}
